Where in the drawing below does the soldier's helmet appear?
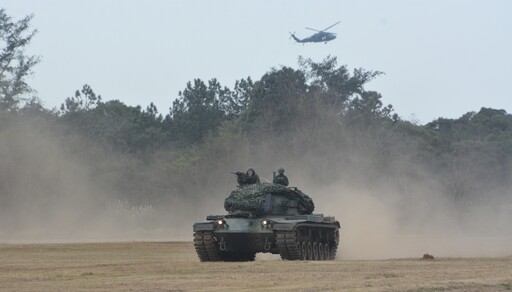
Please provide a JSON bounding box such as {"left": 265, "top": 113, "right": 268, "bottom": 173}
{"left": 278, "top": 167, "right": 285, "bottom": 174}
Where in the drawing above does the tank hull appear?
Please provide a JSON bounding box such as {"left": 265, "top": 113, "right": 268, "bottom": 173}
{"left": 193, "top": 215, "right": 340, "bottom": 261}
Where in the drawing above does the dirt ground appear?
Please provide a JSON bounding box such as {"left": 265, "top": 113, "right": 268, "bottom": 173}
{"left": 0, "top": 242, "right": 511, "bottom": 291}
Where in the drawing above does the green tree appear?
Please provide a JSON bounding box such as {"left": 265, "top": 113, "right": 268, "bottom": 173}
{"left": 169, "top": 78, "right": 229, "bottom": 144}
{"left": 60, "top": 84, "right": 102, "bottom": 113}
{"left": 347, "top": 90, "right": 395, "bottom": 122}
{"left": 60, "top": 85, "right": 166, "bottom": 152}
{"left": 92, "top": 100, "right": 163, "bottom": 152}
{"left": 245, "top": 66, "right": 307, "bottom": 134}
{"left": 425, "top": 108, "right": 512, "bottom": 200}
{"left": 221, "top": 77, "right": 253, "bottom": 118}
{"left": 0, "top": 9, "right": 40, "bottom": 111}
{"left": 299, "top": 56, "right": 382, "bottom": 108}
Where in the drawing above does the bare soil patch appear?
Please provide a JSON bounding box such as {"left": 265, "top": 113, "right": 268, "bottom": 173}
{"left": 0, "top": 242, "right": 511, "bottom": 291}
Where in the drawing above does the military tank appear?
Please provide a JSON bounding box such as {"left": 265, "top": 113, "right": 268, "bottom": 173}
{"left": 193, "top": 183, "right": 340, "bottom": 261}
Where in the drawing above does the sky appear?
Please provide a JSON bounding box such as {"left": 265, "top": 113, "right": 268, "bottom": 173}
{"left": 3, "top": 0, "right": 512, "bottom": 123}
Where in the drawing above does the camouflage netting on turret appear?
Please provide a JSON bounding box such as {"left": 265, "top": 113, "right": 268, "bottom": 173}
{"left": 224, "top": 183, "right": 315, "bottom": 215}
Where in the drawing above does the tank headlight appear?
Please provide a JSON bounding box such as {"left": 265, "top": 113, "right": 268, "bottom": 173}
{"left": 215, "top": 219, "right": 228, "bottom": 229}
{"left": 261, "top": 219, "right": 272, "bottom": 229}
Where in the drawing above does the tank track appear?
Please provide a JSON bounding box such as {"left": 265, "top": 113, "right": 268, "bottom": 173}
{"left": 275, "top": 228, "right": 339, "bottom": 261}
{"left": 194, "top": 231, "right": 221, "bottom": 262}
{"left": 193, "top": 231, "right": 256, "bottom": 262}
{"left": 329, "top": 228, "right": 339, "bottom": 260}
{"left": 275, "top": 230, "right": 301, "bottom": 260}
{"left": 329, "top": 244, "right": 338, "bottom": 260}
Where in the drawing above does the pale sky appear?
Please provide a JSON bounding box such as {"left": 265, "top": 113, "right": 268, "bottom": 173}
{"left": 3, "top": 0, "right": 512, "bottom": 123}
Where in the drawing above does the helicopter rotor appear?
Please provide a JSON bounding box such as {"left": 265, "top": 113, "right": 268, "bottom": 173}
{"left": 305, "top": 27, "right": 322, "bottom": 32}
{"left": 321, "top": 21, "right": 341, "bottom": 32}
{"left": 305, "top": 21, "right": 341, "bottom": 33}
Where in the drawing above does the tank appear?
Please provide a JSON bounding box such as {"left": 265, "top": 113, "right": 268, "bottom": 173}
{"left": 193, "top": 183, "right": 340, "bottom": 261}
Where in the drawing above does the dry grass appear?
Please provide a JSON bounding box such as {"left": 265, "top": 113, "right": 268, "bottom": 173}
{"left": 0, "top": 242, "right": 511, "bottom": 291}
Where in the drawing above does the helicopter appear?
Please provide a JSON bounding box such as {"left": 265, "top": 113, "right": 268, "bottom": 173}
{"left": 290, "top": 21, "right": 340, "bottom": 44}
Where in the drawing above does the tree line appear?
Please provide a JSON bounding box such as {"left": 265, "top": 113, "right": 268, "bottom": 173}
{"left": 1, "top": 9, "right": 511, "bottom": 211}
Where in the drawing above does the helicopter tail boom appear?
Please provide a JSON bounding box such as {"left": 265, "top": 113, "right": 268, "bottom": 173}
{"left": 289, "top": 32, "right": 303, "bottom": 43}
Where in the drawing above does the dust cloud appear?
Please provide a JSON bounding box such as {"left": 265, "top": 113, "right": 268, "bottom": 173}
{"left": 0, "top": 119, "right": 172, "bottom": 243}
{"left": 312, "top": 183, "right": 512, "bottom": 259}
{"left": 1, "top": 116, "right": 511, "bottom": 260}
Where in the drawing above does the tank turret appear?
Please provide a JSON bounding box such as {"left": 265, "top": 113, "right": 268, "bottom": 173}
{"left": 224, "top": 183, "right": 314, "bottom": 215}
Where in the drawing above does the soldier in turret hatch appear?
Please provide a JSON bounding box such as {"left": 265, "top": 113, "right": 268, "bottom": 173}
{"left": 236, "top": 168, "right": 260, "bottom": 186}
{"left": 273, "top": 167, "right": 289, "bottom": 186}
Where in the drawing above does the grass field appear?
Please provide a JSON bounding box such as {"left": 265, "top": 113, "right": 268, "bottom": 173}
{"left": 1, "top": 242, "right": 511, "bottom": 291}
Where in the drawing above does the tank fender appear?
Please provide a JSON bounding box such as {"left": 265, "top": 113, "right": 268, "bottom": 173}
{"left": 193, "top": 222, "right": 214, "bottom": 231}
{"left": 272, "top": 219, "right": 340, "bottom": 230}
{"left": 272, "top": 223, "right": 295, "bottom": 231}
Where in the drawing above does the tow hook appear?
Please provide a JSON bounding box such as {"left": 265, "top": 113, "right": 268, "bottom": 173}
{"left": 264, "top": 237, "right": 272, "bottom": 251}
{"left": 219, "top": 237, "right": 227, "bottom": 251}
